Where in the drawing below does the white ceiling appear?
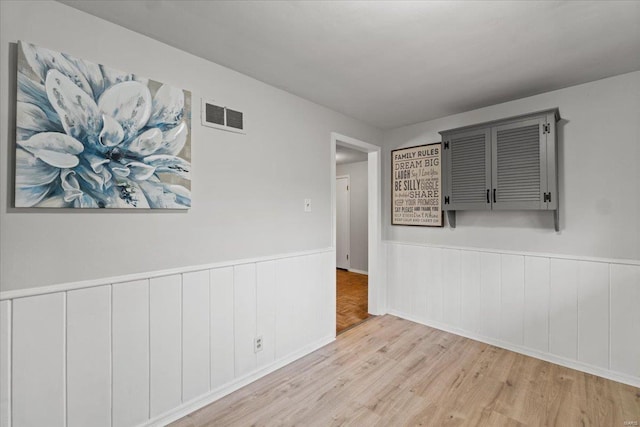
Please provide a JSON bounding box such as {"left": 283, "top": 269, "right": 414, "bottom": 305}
{"left": 59, "top": 1, "right": 640, "bottom": 130}
{"left": 336, "top": 145, "right": 368, "bottom": 165}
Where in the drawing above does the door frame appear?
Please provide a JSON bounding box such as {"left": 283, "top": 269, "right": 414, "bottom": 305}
{"left": 331, "top": 132, "right": 385, "bottom": 315}
{"left": 335, "top": 175, "right": 351, "bottom": 270}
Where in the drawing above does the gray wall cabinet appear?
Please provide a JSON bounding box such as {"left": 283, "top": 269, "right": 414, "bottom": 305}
{"left": 440, "top": 109, "right": 560, "bottom": 231}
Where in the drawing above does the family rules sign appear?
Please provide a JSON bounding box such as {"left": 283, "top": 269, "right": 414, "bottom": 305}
{"left": 392, "top": 143, "right": 442, "bottom": 226}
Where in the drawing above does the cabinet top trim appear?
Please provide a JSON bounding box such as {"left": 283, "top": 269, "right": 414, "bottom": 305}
{"left": 438, "top": 108, "right": 560, "bottom": 136}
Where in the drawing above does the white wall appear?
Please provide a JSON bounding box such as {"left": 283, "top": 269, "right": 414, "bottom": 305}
{"left": 383, "top": 72, "right": 640, "bottom": 387}
{"left": 336, "top": 161, "right": 368, "bottom": 273}
{"left": 383, "top": 71, "right": 640, "bottom": 261}
{"left": 0, "top": 0, "right": 381, "bottom": 292}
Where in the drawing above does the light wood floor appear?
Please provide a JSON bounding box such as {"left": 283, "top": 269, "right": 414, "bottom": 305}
{"left": 336, "top": 269, "right": 370, "bottom": 334}
{"left": 171, "top": 315, "right": 640, "bottom": 426}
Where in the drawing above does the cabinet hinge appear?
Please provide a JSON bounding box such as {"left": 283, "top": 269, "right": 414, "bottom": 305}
{"left": 444, "top": 141, "right": 449, "bottom": 150}
{"left": 544, "top": 192, "right": 552, "bottom": 202}
{"left": 543, "top": 123, "right": 551, "bottom": 134}
{"left": 444, "top": 196, "right": 450, "bottom": 204}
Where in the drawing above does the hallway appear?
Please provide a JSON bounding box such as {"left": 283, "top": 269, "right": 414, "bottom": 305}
{"left": 336, "top": 269, "right": 370, "bottom": 334}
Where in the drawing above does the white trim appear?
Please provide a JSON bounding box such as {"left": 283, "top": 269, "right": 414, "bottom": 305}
{"left": 109, "top": 287, "right": 114, "bottom": 427}
{"left": 368, "top": 149, "right": 385, "bottom": 313}
{"left": 144, "top": 334, "right": 335, "bottom": 426}
{"left": 0, "top": 248, "right": 333, "bottom": 301}
{"left": 331, "top": 132, "right": 384, "bottom": 315}
{"left": 147, "top": 280, "right": 152, "bottom": 420}
{"left": 387, "top": 310, "right": 640, "bottom": 388}
{"left": 384, "top": 240, "right": 640, "bottom": 267}
{"left": 8, "top": 301, "right": 12, "bottom": 427}
{"left": 8, "top": 302, "right": 12, "bottom": 427}
{"left": 347, "top": 269, "right": 368, "bottom": 275}
{"left": 335, "top": 175, "right": 351, "bottom": 270}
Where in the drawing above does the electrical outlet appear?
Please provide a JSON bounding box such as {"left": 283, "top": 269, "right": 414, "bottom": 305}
{"left": 254, "top": 336, "right": 263, "bottom": 353}
{"left": 304, "top": 198, "right": 312, "bottom": 212}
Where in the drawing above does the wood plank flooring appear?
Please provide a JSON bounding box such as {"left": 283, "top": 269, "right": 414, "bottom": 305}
{"left": 336, "top": 269, "right": 370, "bottom": 334}
{"left": 171, "top": 315, "right": 640, "bottom": 426}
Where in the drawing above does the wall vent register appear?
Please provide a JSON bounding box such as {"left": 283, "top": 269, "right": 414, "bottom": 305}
{"left": 440, "top": 108, "right": 560, "bottom": 231}
{"left": 201, "top": 99, "right": 245, "bottom": 134}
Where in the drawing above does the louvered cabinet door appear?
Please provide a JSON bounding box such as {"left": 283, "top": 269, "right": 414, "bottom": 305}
{"left": 444, "top": 127, "right": 492, "bottom": 210}
{"left": 491, "top": 118, "right": 547, "bottom": 210}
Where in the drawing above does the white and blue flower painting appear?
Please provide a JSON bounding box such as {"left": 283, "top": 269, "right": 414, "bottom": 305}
{"left": 15, "top": 41, "right": 191, "bottom": 209}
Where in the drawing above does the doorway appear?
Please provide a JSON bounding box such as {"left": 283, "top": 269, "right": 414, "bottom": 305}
{"left": 336, "top": 269, "right": 369, "bottom": 333}
{"left": 335, "top": 175, "right": 350, "bottom": 270}
{"left": 336, "top": 151, "right": 367, "bottom": 333}
{"left": 331, "top": 133, "right": 383, "bottom": 335}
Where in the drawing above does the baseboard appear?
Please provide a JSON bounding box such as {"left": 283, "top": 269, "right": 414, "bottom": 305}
{"left": 347, "top": 268, "right": 368, "bottom": 275}
{"left": 145, "top": 334, "right": 336, "bottom": 426}
{"left": 387, "top": 309, "right": 640, "bottom": 388}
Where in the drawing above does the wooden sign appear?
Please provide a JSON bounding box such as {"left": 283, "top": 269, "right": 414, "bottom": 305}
{"left": 392, "top": 143, "right": 442, "bottom": 226}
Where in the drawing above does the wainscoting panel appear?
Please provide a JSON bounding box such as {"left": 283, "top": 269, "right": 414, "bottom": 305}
{"left": 610, "top": 264, "right": 640, "bottom": 378}
{"left": 388, "top": 243, "right": 412, "bottom": 316}
{"left": 275, "top": 256, "right": 317, "bottom": 359}
{"left": 182, "top": 271, "right": 211, "bottom": 402}
{"left": 386, "top": 241, "right": 640, "bottom": 388}
{"left": 307, "top": 251, "right": 335, "bottom": 341}
{"left": 0, "top": 248, "right": 335, "bottom": 427}
{"left": 409, "top": 245, "right": 428, "bottom": 323}
{"left": 149, "top": 275, "right": 182, "bottom": 418}
{"left": 479, "top": 252, "right": 501, "bottom": 339}
{"left": 209, "top": 267, "right": 235, "bottom": 390}
{"left": 112, "top": 280, "right": 150, "bottom": 427}
{"left": 386, "top": 243, "right": 400, "bottom": 315}
{"left": 12, "top": 293, "right": 65, "bottom": 427}
{"left": 233, "top": 264, "right": 258, "bottom": 378}
{"left": 256, "top": 261, "right": 277, "bottom": 369}
{"left": 577, "top": 261, "right": 609, "bottom": 369}
{"left": 549, "top": 259, "right": 579, "bottom": 360}
{"left": 67, "top": 286, "right": 111, "bottom": 427}
{"left": 426, "top": 247, "right": 444, "bottom": 322}
{"left": 523, "top": 256, "right": 550, "bottom": 353}
{"left": 442, "top": 249, "right": 462, "bottom": 328}
{"left": 273, "top": 256, "right": 301, "bottom": 360}
{"left": 500, "top": 254, "right": 524, "bottom": 345}
{"left": 460, "top": 250, "right": 481, "bottom": 334}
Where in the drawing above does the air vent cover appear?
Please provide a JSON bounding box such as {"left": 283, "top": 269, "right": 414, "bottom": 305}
{"left": 201, "top": 99, "right": 245, "bottom": 134}
{"left": 205, "top": 103, "right": 225, "bottom": 126}
{"left": 225, "top": 108, "right": 243, "bottom": 130}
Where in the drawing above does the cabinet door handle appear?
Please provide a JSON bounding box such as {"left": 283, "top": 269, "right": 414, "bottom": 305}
{"left": 486, "top": 189, "right": 490, "bottom": 203}
{"left": 493, "top": 189, "right": 497, "bottom": 203}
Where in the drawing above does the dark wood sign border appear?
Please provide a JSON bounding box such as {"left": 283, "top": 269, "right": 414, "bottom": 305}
{"left": 391, "top": 142, "right": 444, "bottom": 227}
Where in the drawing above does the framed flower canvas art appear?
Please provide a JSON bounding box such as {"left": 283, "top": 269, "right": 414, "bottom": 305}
{"left": 15, "top": 41, "right": 192, "bottom": 209}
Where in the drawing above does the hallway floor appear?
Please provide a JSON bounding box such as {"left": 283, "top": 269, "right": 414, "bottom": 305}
{"left": 336, "top": 269, "right": 370, "bottom": 334}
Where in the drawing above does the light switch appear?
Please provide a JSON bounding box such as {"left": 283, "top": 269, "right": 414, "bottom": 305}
{"left": 304, "top": 198, "right": 312, "bottom": 212}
